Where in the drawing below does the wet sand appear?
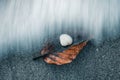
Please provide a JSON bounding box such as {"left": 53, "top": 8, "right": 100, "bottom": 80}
{"left": 0, "top": 38, "right": 120, "bottom": 80}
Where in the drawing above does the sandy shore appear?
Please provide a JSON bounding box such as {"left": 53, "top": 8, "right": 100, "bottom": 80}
{"left": 0, "top": 38, "right": 120, "bottom": 80}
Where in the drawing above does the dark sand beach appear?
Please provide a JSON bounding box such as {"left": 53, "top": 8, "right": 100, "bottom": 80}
{"left": 0, "top": 38, "right": 120, "bottom": 80}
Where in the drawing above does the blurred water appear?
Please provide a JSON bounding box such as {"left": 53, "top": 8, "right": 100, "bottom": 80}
{"left": 0, "top": 0, "right": 120, "bottom": 57}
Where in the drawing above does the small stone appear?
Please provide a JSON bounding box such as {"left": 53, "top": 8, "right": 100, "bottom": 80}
{"left": 59, "top": 34, "right": 73, "bottom": 46}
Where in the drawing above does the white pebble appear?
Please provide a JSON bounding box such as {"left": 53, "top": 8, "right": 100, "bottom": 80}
{"left": 59, "top": 34, "right": 73, "bottom": 46}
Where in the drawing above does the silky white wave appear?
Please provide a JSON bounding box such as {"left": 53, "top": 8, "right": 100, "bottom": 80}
{"left": 0, "top": 0, "right": 120, "bottom": 56}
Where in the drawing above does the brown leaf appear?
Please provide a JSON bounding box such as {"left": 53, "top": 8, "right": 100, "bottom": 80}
{"left": 44, "top": 54, "right": 72, "bottom": 65}
{"left": 40, "top": 43, "right": 54, "bottom": 55}
{"left": 44, "top": 40, "right": 88, "bottom": 65}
